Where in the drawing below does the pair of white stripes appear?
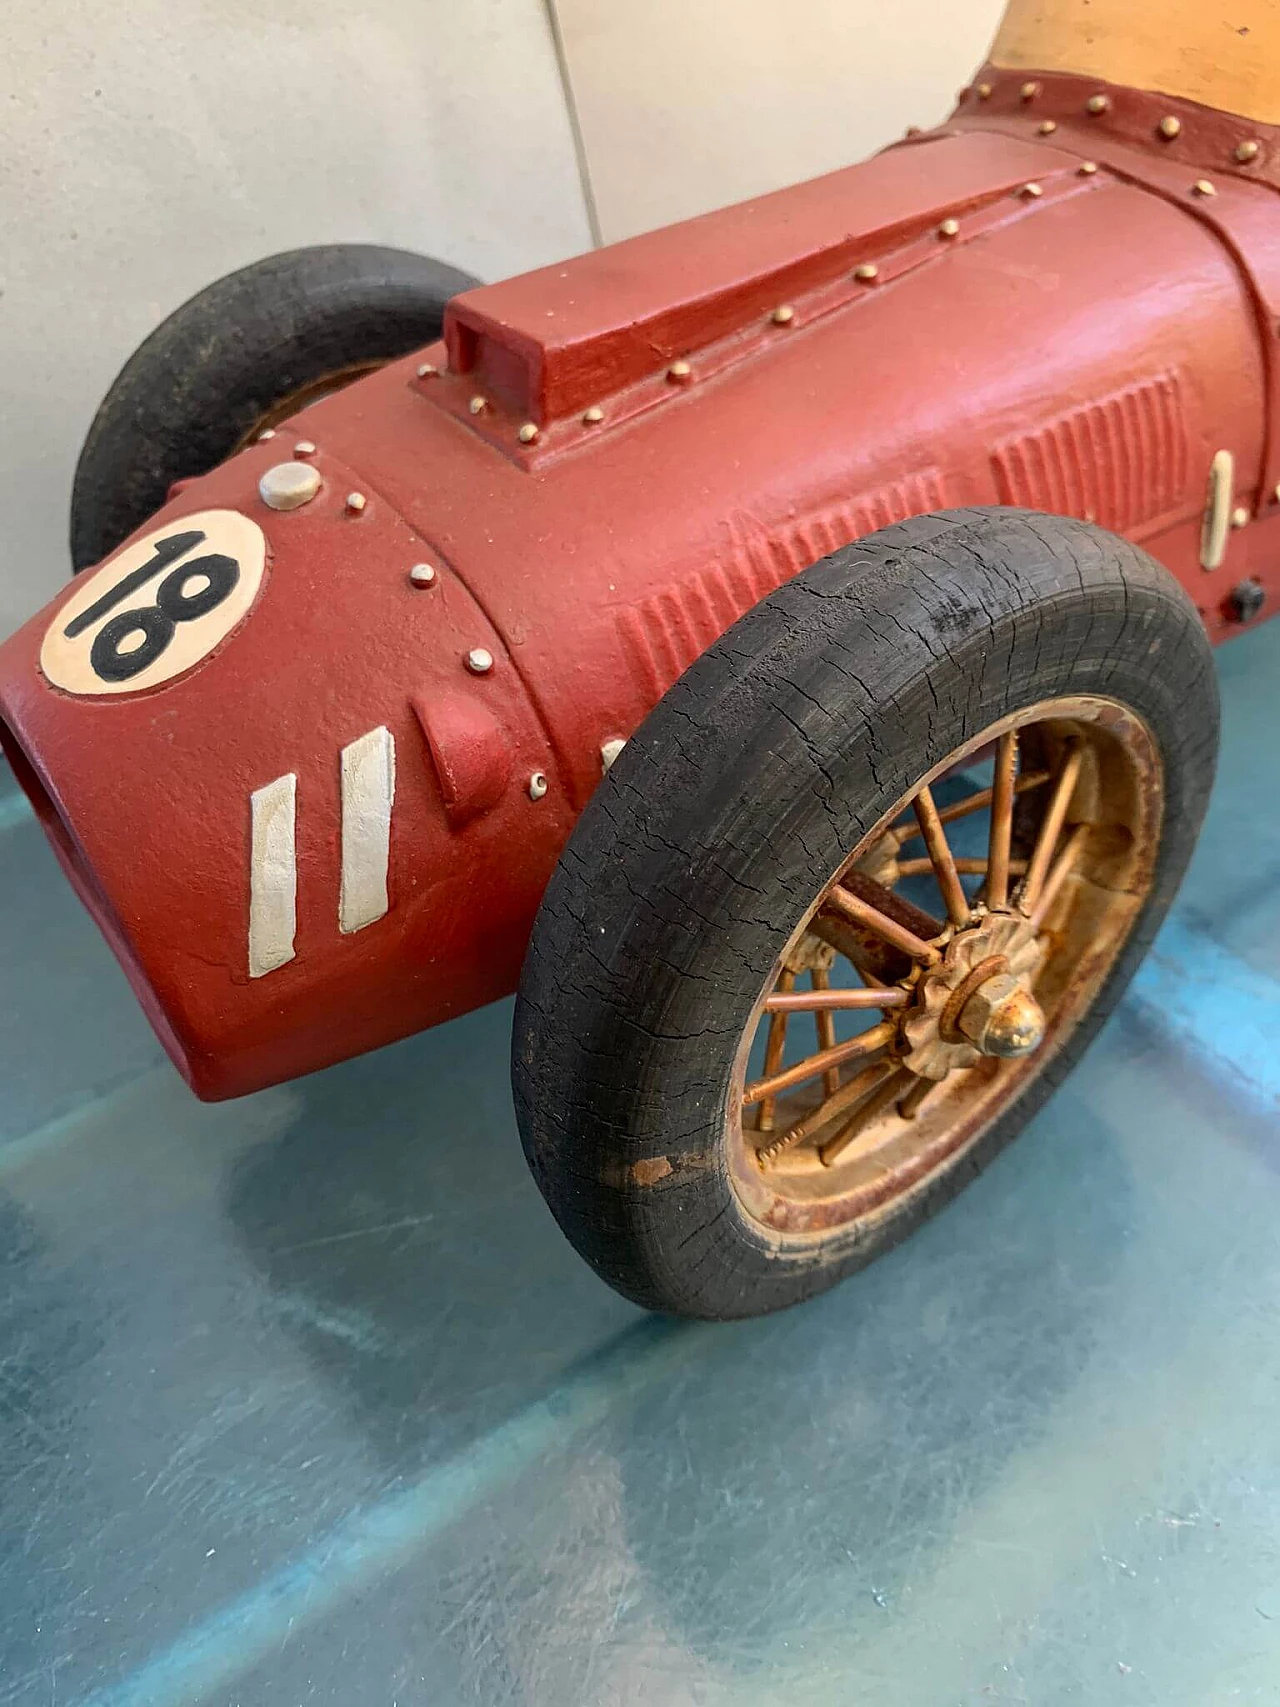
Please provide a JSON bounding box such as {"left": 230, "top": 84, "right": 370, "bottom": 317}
{"left": 247, "top": 726, "right": 396, "bottom": 978}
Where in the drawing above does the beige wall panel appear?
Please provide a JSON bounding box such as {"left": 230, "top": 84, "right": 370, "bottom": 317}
{"left": 553, "top": 0, "right": 1008, "bottom": 243}
{"left": 0, "top": 0, "right": 592, "bottom": 636}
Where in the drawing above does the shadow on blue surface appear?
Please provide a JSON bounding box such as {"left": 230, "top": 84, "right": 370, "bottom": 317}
{"left": 1, "top": 619, "right": 1278, "bottom": 1706}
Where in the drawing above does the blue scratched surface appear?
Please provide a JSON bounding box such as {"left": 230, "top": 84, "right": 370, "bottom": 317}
{"left": 1, "top": 620, "right": 1279, "bottom": 1707}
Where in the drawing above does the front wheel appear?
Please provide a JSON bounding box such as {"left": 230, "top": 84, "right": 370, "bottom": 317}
{"left": 512, "top": 509, "right": 1219, "bottom": 1320}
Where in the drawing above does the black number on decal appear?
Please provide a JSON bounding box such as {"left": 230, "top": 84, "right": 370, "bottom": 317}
{"left": 87, "top": 551, "right": 241, "bottom": 683}
{"left": 65, "top": 530, "right": 207, "bottom": 639}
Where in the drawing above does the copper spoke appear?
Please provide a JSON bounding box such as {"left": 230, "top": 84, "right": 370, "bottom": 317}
{"left": 756, "top": 1061, "right": 894, "bottom": 1166}
{"left": 819, "top": 1066, "right": 917, "bottom": 1166}
{"left": 764, "top": 986, "right": 908, "bottom": 1012}
{"left": 896, "top": 856, "right": 1027, "bottom": 878}
{"left": 1020, "top": 742, "right": 1084, "bottom": 912}
{"left": 1029, "top": 822, "right": 1090, "bottom": 929}
{"left": 912, "top": 784, "right": 971, "bottom": 928}
{"left": 896, "top": 1074, "right": 935, "bottom": 1120}
{"left": 742, "top": 1020, "right": 896, "bottom": 1106}
{"left": 811, "top": 965, "right": 841, "bottom": 1097}
{"left": 755, "top": 967, "right": 794, "bottom": 1132}
{"left": 897, "top": 769, "right": 1050, "bottom": 840}
{"left": 986, "top": 730, "right": 1019, "bottom": 910}
{"left": 824, "top": 882, "right": 941, "bottom": 966}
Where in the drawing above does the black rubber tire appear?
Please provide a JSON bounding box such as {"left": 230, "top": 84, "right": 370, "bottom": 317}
{"left": 512, "top": 508, "right": 1219, "bottom": 1320}
{"left": 69, "top": 243, "right": 480, "bottom": 572}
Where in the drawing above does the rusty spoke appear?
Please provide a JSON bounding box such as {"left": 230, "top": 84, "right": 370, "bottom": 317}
{"left": 823, "top": 881, "right": 941, "bottom": 967}
{"left": 818, "top": 1065, "right": 917, "bottom": 1166}
{"left": 754, "top": 968, "right": 795, "bottom": 1132}
{"left": 756, "top": 1060, "right": 894, "bottom": 1166}
{"left": 912, "top": 783, "right": 971, "bottom": 928}
{"left": 896, "top": 1074, "right": 935, "bottom": 1120}
{"left": 742, "top": 1019, "right": 896, "bottom": 1106}
{"left": 897, "top": 769, "right": 1050, "bottom": 841}
{"left": 764, "top": 985, "right": 908, "bottom": 1012}
{"left": 986, "top": 730, "right": 1019, "bottom": 910}
{"left": 1029, "top": 822, "right": 1090, "bottom": 929}
{"left": 1020, "top": 741, "right": 1084, "bottom": 912}
{"left": 811, "top": 965, "right": 842, "bottom": 1098}
{"left": 897, "top": 856, "right": 1027, "bottom": 878}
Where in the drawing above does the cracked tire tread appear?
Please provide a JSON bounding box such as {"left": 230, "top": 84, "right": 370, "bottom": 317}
{"left": 511, "top": 509, "right": 1219, "bottom": 1320}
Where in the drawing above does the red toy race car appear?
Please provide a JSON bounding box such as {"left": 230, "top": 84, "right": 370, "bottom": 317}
{"left": 0, "top": 0, "right": 1273, "bottom": 1317}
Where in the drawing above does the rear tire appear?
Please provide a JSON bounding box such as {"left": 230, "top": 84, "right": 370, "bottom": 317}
{"left": 70, "top": 243, "right": 479, "bottom": 571}
{"left": 512, "top": 509, "right": 1218, "bottom": 1320}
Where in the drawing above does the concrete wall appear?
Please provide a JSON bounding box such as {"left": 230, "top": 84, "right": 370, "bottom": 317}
{"left": 0, "top": 0, "right": 592, "bottom": 636}
{"left": 553, "top": 0, "right": 1008, "bottom": 243}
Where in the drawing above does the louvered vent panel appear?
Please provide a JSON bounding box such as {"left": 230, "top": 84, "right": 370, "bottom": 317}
{"left": 618, "top": 470, "right": 949, "bottom": 701}
{"left": 991, "top": 372, "right": 1187, "bottom": 533}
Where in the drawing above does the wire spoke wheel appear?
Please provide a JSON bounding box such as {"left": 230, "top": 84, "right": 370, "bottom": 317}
{"left": 513, "top": 510, "right": 1218, "bottom": 1320}
{"left": 729, "top": 697, "right": 1160, "bottom": 1234}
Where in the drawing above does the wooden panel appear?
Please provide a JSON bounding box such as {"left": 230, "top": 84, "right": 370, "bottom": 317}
{"left": 992, "top": 0, "right": 1280, "bottom": 124}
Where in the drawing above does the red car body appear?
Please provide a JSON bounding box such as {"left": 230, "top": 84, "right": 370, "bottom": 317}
{"left": 1, "top": 76, "right": 1276, "bottom": 1098}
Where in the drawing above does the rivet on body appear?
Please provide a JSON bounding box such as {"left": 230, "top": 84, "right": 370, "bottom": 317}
{"left": 259, "top": 461, "right": 320, "bottom": 511}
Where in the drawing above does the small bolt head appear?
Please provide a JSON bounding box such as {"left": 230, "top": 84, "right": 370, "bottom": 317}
{"left": 1020, "top": 181, "right": 1044, "bottom": 198}
{"left": 1085, "top": 93, "right": 1109, "bottom": 114}
{"left": 466, "top": 647, "right": 494, "bottom": 675}
{"left": 938, "top": 218, "right": 960, "bottom": 238}
{"left": 582, "top": 406, "right": 605, "bottom": 424}
{"left": 1020, "top": 80, "right": 1039, "bottom": 101}
{"left": 977, "top": 81, "right": 993, "bottom": 100}
{"left": 1231, "top": 505, "right": 1250, "bottom": 528}
{"left": 409, "top": 563, "right": 437, "bottom": 588}
{"left": 1193, "top": 178, "right": 1217, "bottom": 196}
{"left": 259, "top": 461, "right": 320, "bottom": 511}
{"left": 1037, "top": 119, "right": 1057, "bottom": 135}
{"left": 468, "top": 395, "right": 487, "bottom": 415}
{"left": 293, "top": 439, "right": 316, "bottom": 457}
{"left": 1078, "top": 160, "right": 1099, "bottom": 175}
{"left": 416, "top": 362, "right": 439, "bottom": 379}
{"left": 527, "top": 771, "right": 548, "bottom": 801}
{"left": 1158, "top": 115, "right": 1182, "bottom": 139}
{"left": 1235, "top": 139, "right": 1261, "bottom": 163}
{"left": 854, "top": 262, "right": 879, "bottom": 282}
{"left": 518, "top": 422, "right": 540, "bottom": 443}
{"left": 345, "top": 491, "right": 367, "bottom": 515}
{"left": 256, "top": 428, "right": 276, "bottom": 442}
{"left": 600, "top": 737, "right": 626, "bottom": 772}
{"left": 771, "top": 304, "right": 795, "bottom": 325}
{"left": 1229, "top": 577, "right": 1266, "bottom": 622}
{"left": 667, "top": 360, "right": 692, "bottom": 383}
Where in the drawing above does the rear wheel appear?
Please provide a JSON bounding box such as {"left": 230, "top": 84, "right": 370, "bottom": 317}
{"left": 512, "top": 509, "right": 1218, "bottom": 1320}
{"left": 70, "top": 243, "right": 479, "bottom": 572}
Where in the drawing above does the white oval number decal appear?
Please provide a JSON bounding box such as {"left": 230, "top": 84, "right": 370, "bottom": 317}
{"left": 41, "top": 509, "right": 267, "bottom": 696}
